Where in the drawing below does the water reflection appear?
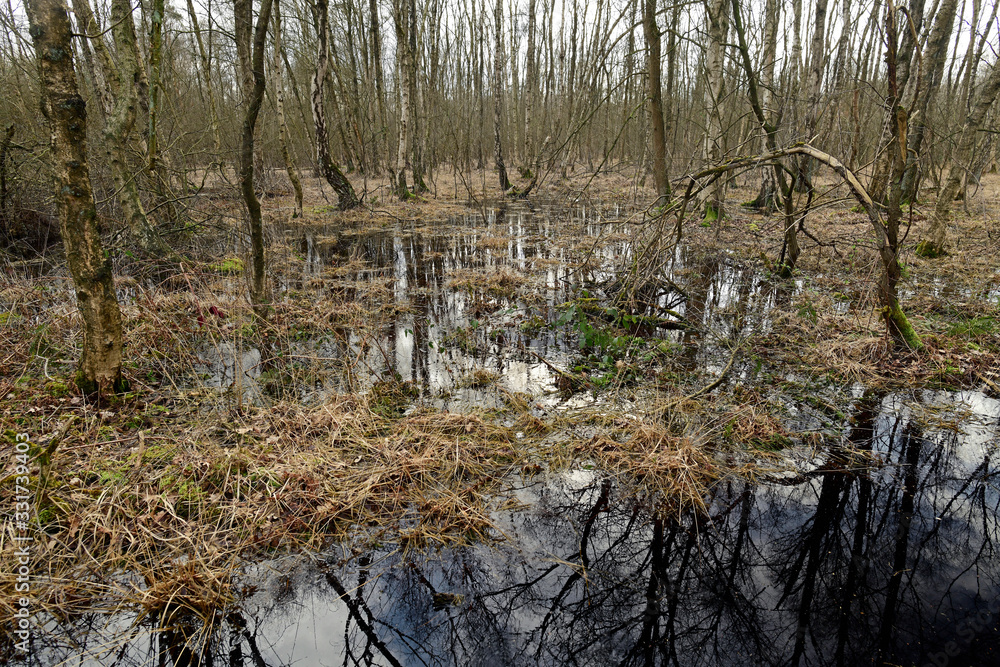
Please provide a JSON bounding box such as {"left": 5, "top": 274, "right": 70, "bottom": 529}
{"left": 193, "top": 205, "right": 801, "bottom": 410}
{"left": 25, "top": 390, "right": 997, "bottom": 666}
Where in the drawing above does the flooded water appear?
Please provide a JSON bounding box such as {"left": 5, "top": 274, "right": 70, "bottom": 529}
{"left": 191, "top": 204, "right": 791, "bottom": 409}
{"left": 194, "top": 205, "right": 625, "bottom": 406}
{"left": 14, "top": 205, "right": 999, "bottom": 666}
{"left": 25, "top": 389, "right": 999, "bottom": 666}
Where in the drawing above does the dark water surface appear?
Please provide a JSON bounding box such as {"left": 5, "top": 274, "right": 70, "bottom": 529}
{"left": 19, "top": 206, "right": 1000, "bottom": 666}
{"left": 29, "top": 390, "right": 999, "bottom": 666}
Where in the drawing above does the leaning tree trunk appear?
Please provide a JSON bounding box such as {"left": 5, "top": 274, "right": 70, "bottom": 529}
{"left": 74, "top": 0, "right": 172, "bottom": 257}
{"left": 687, "top": 143, "right": 922, "bottom": 349}
{"left": 310, "top": 0, "right": 360, "bottom": 209}
{"left": 919, "top": 57, "right": 1000, "bottom": 256}
{"left": 642, "top": 0, "right": 670, "bottom": 205}
{"left": 899, "top": 0, "right": 959, "bottom": 203}
{"left": 235, "top": 0, "right": 274, "bottom": 315}
{"left": 25, "top": 0, "right": 126, "bottom": 393}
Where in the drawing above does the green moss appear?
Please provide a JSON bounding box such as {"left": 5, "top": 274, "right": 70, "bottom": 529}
{"left": 751, "top": 433, "right": 792, "bottom": 451}
{"left": 142, "top": 443, "right": 177, "bottom": 466}
{"left": 914, "top": 240, "right": 947, "bottom": 258}
{"left": 46, "top": 381, "right": 70, "bottom": 397}
{"left": 370, "top": 378, "right": 420, "bottom": 418}
{"left": 948, "top": 317, "right": 997, "bottom": 338}
{"left": 884, "top": 303, "right": 922, "bottom": 350}
{"left": 209, "top": 257, "right": 245, "bottom": 274}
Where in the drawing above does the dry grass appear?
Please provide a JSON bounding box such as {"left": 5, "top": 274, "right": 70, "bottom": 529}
{"left": 446, "top": 266, "right": 531, "bottom": 297}
{"left": 3, "top": 164, "right": 998, "bottom": 652}
{"left": 572, "top": 421, "right": 720, "bottom": 515}
{"left": 0, "top": 388, "right": 733, "bottom": 629}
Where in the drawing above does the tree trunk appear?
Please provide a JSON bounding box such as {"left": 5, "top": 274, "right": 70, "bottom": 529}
{"left": 642, "top": 0, "right": 670, "bottom": 204}
{"left": 408, "top": 0, "right": 427, "bottom": 192}
{"left": 878, "top": 6, "right": 921, "bottom": 349}
{"left": 493, "top": 0, "right": 512, "bottom": 193}
{"left": 236, "top": 0, "right": 274, "bottom": 315}
{"left": 81, "top": 0, "right": 173, "bottom": 257}
{"left": 702, "top": 0, "right": 730, "bottom": 220}
{"left": 26, "top": 0, "right": 126, "bottom": 393}
{"left": 369, "top": 0, "right": 387, "bottom": 173}
{"left": 147, "top": 0, "right": 164, "bottom": 173}
{"left": 760, "top": 0, "right": 779, "bottom": 113}
{"left": 272, "top": 0, "right": 303, "bottom": 218}
{"left": 799, "top": 0, "right": 829, "bottom": 189}
{"left": 309, "top": 0, "right": 360, "bottom": 209}
{"left": 919, "top": 58, "right": 1000, "bottom": 256}
{"left": 524, "top": 0, "right": 536, "bottom": 170}
{"left": 392, "top": 0, "right": 412, "bottom": 198}
{"left": 900, "top": 0, "right": 960, "bottom": 202}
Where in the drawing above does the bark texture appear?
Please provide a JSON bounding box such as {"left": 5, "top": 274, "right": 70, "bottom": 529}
{"left": 26, "top": 0, "right": 126, "bottom": 392}
{"left": 74, "top": 0, "right": 172, "bottom": 256}
{"left": 310, "top": 0, "right": 360, "bottom": 209}
{"left": 493, "top": 0, "right": 512, "bottom": 193}
{"left": 702, "top": 0, "right": 730, "bottom": 219}
{"left": 919, "top": 51, "right": 1000, "bottom": 256}
{"left": 643, "top": 0, "right": 670, "bottom": 204}
{"left": 236, "top": 0, "right": 274, "bottom": 315}
{"left": 392, "top": 0, "right": 412, "bottom": 198}
{"left": 272, "top": 0, "right": 303, "bottom": 218}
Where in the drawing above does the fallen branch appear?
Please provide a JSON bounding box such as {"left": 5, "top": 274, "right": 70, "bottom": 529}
{"left": 661, "top": 341, "right": 741, "bottom": 415}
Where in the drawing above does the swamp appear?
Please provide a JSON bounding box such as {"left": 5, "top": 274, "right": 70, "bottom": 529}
{"left": 2, "top": 0, "right": 1000, "bottom": 665}
{"left": 3, "top": 170, "right": 999, "bottom": 665}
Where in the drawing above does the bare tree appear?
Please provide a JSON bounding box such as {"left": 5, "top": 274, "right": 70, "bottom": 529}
{"left": 310, "top": 0, "right": 360, "bottom": 209}
{"left": 899, "top": 0, "right": 960, "bottom": 202}
{"left": 392, "top": 0, "right": 413, "bottom": 198}
{"left": 185, "top": 0, "right": 224, "bottom": 173}
{"left": 25, "top": 0, "right": 126, "bottom": 392}
{"left": 642, "top": 0, "right": 670, "bottom": 205}
{"left": 272, "top": 0, "right": 303, "bottom": 218}
{"left": 919, "top": 58, "right": 1000, "bottom": 256}
{"left": 493, "top": 0, "right": 512, "bottom": 193}
{"left": 72, "top": 0, "right": 172, "bottom": 256}
{"left": 235, "top": 0, "right": 275, "bottom": 314}
{"left": 702, "top": 0, "right": 729, "bottom": 220}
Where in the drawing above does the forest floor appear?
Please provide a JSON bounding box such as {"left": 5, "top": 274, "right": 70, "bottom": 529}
{"left": 1, "top": 165, "right": 999, "bottom": 646}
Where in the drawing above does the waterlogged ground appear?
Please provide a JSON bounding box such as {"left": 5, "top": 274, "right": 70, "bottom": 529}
{"left": 191, "top": 204, "right": 790, "bottom": 409}
{"left": 26, "top": 390, "right": 1000, "bottom": 666}
{"left": 4, "top": 201, "right": 1000, "bottom": 666}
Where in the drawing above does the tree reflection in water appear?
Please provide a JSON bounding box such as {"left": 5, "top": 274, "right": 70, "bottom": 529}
{"left": 20, "top": 391, "right": 1000, "bottom": 666}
